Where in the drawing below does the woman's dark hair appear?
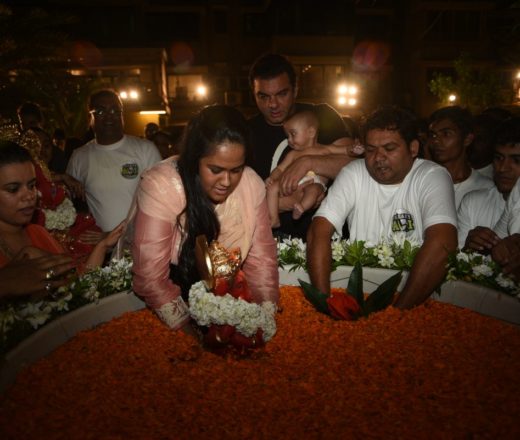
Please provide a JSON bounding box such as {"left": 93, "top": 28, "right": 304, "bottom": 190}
{"left": 174, "top": 105, "right": 250, "bottom": 296}
{"left": 0, "top": 140, "right": 33, "bottom": 167}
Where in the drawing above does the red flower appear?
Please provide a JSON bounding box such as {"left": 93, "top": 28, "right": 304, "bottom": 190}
{"left": 204, "top": 324, "right": 236, "bottom": 349}
{"left": 38, "top": 181, "right": 66, "bottom": 209}
{"left": 69, "top": 213, "right": 99, "bottom": 237}
{"left": 230, "top": 329, "right": 265, "bottom": 352}
{"left": 326, "top": 291, "right": 361, "bottom": 321}
{"left": 230, "top": 270, "right": 252, "bottom": 302}
{"left": 214, "top": 278, "right": 231, "bottom": 296}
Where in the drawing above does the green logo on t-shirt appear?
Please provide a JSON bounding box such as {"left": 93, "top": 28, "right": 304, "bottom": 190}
{"left": 392, "top": 210, "right": 415, "bottom": 232}
{"left": 121, "top": 163, "right": 139, "bottom": 179}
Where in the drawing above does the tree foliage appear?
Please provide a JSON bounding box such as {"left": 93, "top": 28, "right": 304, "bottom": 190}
{"left": 0, "top": 4, "right": 106, "bottom": 138}
{"left": 428, "top": 54, "right": 512, "bottom": 113}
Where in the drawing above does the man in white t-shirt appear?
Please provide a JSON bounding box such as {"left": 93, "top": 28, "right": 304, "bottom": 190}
{"left": 491, "top": 179, "right": 520, "bottom": 281}
{"left": 67, "top": 90, "right": 161, "bottom": 231}
{"left": 307, "top": 106, "right": 458, "bottom": 309}
{"left": 427, "top": 106, "right": 494, "bottom": 209}
{"left": 458, "top": 117, "right": 520, "bottom": 249}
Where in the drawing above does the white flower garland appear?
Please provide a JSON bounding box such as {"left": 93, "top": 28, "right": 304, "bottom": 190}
{"left": 43, "top": 198, "right": 77, "bottom": 230}
{"left": 188, "top": 281, "right": 277, "bottom": 342}
{"left": 1, "top": 256, "right": 133, "bottom": 352}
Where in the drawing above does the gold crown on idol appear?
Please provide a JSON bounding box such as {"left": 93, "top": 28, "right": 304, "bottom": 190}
{"left": 0, "top": 117, "right": 52, "bottom": 180}
{"left": 195, "top": 235, "right": 241, "bottom": 290}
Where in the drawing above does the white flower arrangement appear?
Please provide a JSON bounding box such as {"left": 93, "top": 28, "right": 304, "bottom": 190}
{"left": 278, "top": 236, "right": 520, "bottom": 299}
{"left": 447, "top": 251, "right": 519, "bottom": 298}
{"left": 1, "top": 255, "right": 133, "bottom": 355}
{"left": 43, "top": 198, "right": 77, "bottom": 230}
{"left": 277, "top": 234, "right": 420, "bottom": 272}
{"left": 188, "top": 281, "right": 277, "bottom": 342}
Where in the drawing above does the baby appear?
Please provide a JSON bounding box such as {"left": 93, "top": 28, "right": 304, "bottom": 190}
{"left": 266, "top": 110, "right": 348, "bottom": 228}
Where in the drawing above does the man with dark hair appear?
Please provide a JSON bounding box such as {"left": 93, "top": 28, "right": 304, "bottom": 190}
{"left": 427, "top": 106, "right": 493, "bottom": 209}
{"left": 66, "top": 89, "right": 161, "bottom": 231}
{"left": 248, "top": 53, "right": 353, "bottom": 239}
{"left": 307, "top": 106, "right": 458, "bottom": 309}
{"left": 48, "top": 128, "right": 68, "bottom": 174}
{"left": 459, "top": 117, "right": 520, "bottom": 250}
{"left": 17, "top": 102, "right": 44, "bottom": 131}
{"left": 144, "top": 122, "right": 159, "bottom": 141}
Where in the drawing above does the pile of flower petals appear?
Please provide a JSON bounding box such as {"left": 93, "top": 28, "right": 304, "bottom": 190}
{"left": 1, "top": 286, "right": 519, "bottom": 439}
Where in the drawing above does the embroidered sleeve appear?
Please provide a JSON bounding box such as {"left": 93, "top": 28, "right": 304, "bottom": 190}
{"left": 154, "top": 297, "right": 190, "bottom": 330}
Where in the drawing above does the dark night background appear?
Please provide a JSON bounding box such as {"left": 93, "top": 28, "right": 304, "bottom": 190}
{"left": 1, "top": 0, "right": 519, "bottom": 136}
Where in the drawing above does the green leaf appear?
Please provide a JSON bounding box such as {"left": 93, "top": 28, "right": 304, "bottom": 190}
{"left": 365, "top": 271, "right": 402, "bottom": 314}
{"left": 298, "top": 279, "right": 330, "bottom": 315}
{"left": 347, "top": 262, "right": 364, "bottom": 308}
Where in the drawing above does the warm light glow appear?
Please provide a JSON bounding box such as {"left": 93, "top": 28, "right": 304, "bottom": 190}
{"left": 196, "top": 85, "right": 207, "bottom": 97}
{"left": 129, "top": 90, "right": 139, "bottom": 100}
{"left": 120, "top": 91, "right": 128, "bottom": 99}
{"left": 337, "top": 83, "right": 359, "bottom": 97}
{"left": 347, "top": 98, "right": 357, "bottom": 106}
{"left": 139, "top": 110, "right": 166, "bottom": 115}
{"left": 516, "top": 71, "right": 520, "bottom": 79}
{"left": 448, "top": 94, "right": 457, "bottom": 102}
{"left": 337, "top": 96, "right": 347, "bottom": 105}
{"left": 68, "top": 69, "right": 85, "bottom": 76}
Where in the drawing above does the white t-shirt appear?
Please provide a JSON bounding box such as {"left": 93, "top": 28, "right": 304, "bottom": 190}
{"left": 475, "top": 164, "right": 494, "bottom": 180}
{"left": 67, "top": 135, "right": 161, "bottom": 231}
{"left": 494, "top": 179, "right": 520, "bottom": 237}
{"left": 315, "top": 159, "right": 457, "bottom": 244}
{"left": 453, "top": 168, "right": 494, "bottom": 210}
{"left": 457, "top": 186, "right": 505, "bottom": 248}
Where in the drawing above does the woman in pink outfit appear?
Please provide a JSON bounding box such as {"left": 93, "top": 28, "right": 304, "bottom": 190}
{"left": 131, "top": 105, "right": 279, "bottom": 331}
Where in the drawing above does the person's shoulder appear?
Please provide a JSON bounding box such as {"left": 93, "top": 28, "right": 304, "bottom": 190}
{"left": 142, "top": 156, "right": 179, "bottom": 178}
{"left": 413, "top": 158, "right": 449, "bottom": 176}
{"left": 68, "top": 140, "right": 92, "bottom": 161}
{"left": 470, "top": 168, "right": 494, "bottom": 187}
{"left": 247, "top": 113, "right": 265, "bottom": 127}
{"left": 241, "top": 166, "right": 264, "bottom": 186}
{"left": 124, "top": 134, "right": 155, "bottom": 148}
{"left": 461, "top": 186, "right": 498, "bottom": 205}
{"left": 336, "top": 158, "right": 365, "bottom": 179}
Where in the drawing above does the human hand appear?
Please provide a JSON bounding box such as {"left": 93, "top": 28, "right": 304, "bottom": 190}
{"left": 311, "top": 185, "right": 326, "bottom": 209}
{"left": 62, "top": 174, "right": 85, "bottom": 200}
{"left": 464, "top": 227, "right": 500, "bottom": 252}
{"left": 0, "top": 253, "right": 75, "bottom": 299}
{"left": 278, "top": 188, "right": 305, "bottom": 212}
{"left": 78, "top": 229, "right": 106, "bottom": 245}
{"left": 101, "top": 221, "right": 126, "bottom": 248}
{"left": 349, "top": 139, "right": 365, "bottom": 157}
{"left": 279, "top": 156, "right": 313, "bottom": 196}
{"left": 181, "top": 321, "right": 203, "bottom": 341}
{"left": 491, "top": 234, "right": 520, "bottom": 280}
{"left": 265, "top": 176, "right": 274, "bottom": 187}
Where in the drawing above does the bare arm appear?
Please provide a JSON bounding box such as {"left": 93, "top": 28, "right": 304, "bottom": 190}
{"left": 266, "top": 167, "right": 283, "bottom": 186}
{"left": 84, "top": 221, "right": 126, "bottom": 270}
{"left": 279, "top": 153, "right": 353, "bottom": 196}
{"left": 394, "top": 223, "right": 457, "bottom": 309}
{"left": 306, "top": 216, "right": 336, "bottom": 295}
